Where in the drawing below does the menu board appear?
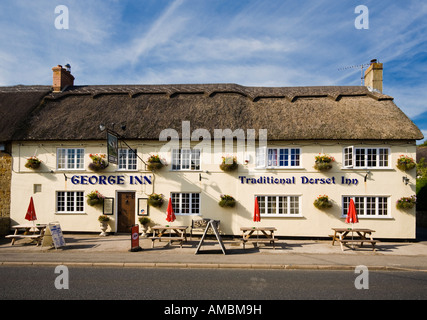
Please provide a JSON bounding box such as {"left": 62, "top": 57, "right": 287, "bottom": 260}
{"left": 195, "top": 220, "right": 226, "bottom": 255}
{"left": 42, "top": 222, "right": 66, "bottom": 249}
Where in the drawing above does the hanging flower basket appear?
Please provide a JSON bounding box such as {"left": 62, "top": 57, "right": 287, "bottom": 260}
{"left": 314, "top": 154, "right": 334, "bottom": 171}
{"left": 220, "top": 156, "right": 238, "bottom": 172}
{"left": 87, "top": 190, "right": 105, "bottom": 206}
{"left": 313, "top": 195, "right": 333, "bottom": 209}
{"left": 88, "top": 153, "right": 108, "bottom": 171}
{"left": 396, "top": 195, "right": 416, "bottom": 209}
{"left": 219, "top": 194, "right": 236, "bottom": 208}
{"left": 396, "top": 155, "right": 416, "bottom": 171}
{"left": 148, "top": 193, "right": 164, "bottom": 207}
{"left": 147, "top": 155, "right": 164, "bottom": 171}
{"left": 25, "top": 156, "right": 41, "bottom": 169}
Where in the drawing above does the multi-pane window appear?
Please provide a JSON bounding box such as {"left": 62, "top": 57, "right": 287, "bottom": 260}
{"left": 57, "top": 148, "right": 84, "bottom": 170}
{"left": 118, "top": 148, "right": 137, "bottom": 170}
{"left": 171, "top": 193, "right": 200, "bottom": 215}
{"left": 257, "top": 195, "right": 301, "bottom": 216}
{"left": 343, "top": 147, "right": 389, "bottom": 168}
{"left": 171, "top": 149, "right": 201, "bottom": 170}
{"left": 342, "top": 196, "right": 389, "bottom": 217}
{"left": 57, "top": 191, "right": 84, "bottom": 213}
{"left": 257, "top": 147, "right": 301, "bottom": 168}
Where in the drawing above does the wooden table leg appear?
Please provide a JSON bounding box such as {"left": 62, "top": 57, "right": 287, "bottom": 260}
{"left": 10, "top": 228, "right": 19, "bottom": 246}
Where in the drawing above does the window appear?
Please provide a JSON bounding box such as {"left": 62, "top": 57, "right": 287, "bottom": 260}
{"left": 171, "top": 192, "right": 200, "bottom": 215}
{"left": 118, "top": 148, "right": 137, "bottom": 170}
{"left": 343, "top": 147, "right": 389, "bottom": 168}
{"left": 57, "top": 148, "right": 84, "bottom": 170}
{"left": 257, "top": 195, "right": 301, "bottom": 216}
{"left": 56, "top": 191, "right": 84, "bottom": 213}
{"left": 342, "top": 196, "right": 389, "bottom": 217}
{"left": 257, "top": 147, "right": 300, "bottom": 168}
{"left": 171, "top": 149, "right": 201, "bottom": 170}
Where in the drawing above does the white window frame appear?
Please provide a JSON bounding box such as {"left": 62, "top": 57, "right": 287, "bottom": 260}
{"left": 256, "top": 195, "right": 302, "bottom": 217}
{"left": 118, "top": 148, "right": 137, "bottom": 171}
{"left": 57, "top": 148, "right": 84, "bottom": 170}
{"left": 171, "top": 148, "right": 201, "bottom": 171}
{"left": 56, "top": 191, "right": 85, "bottom": 213}
{"left": 256, "top": 147, "right": 301, "bottom": 168}
{"left": 342, "top": 196, "right": 390, "bottom": 218}
{"left": 343, "top": 146, "right": 390, "bottom": 169}
{"left": 171, "top": 192, "right": 201, "bottom": 215}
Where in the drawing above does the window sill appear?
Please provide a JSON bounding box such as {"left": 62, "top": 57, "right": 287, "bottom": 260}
{"left": 260, "top": 214, "right": 304, "bottom": 218}
{"left": 55, "top": 212, "right": 87, "bottom": 215}
{"left": 340, "top": 167, "right": 393, "bottom": 171}
{"left": 340, "top": 216, "right": 393, "bottom": 219}
{"left": 254, "top": 167, "right": 304, "bottom": 170}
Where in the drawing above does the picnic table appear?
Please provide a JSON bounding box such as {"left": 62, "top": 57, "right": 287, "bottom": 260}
{"left": 240, "top": 227, "right": 277, "bottom": 249}
{"left": 5, "top": 224, "right": 47, "bottom": 246}
{"left": 331, "top": 227, "right": 377, "bottom": 251}
{"left": 150, "top": 226, "right": 188, "bottom": 248}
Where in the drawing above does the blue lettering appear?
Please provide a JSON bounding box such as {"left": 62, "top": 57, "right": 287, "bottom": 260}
{"left": 143, "top": 176, "right": 152, "bottom": 184}
{"left": 98, "top": 176, "right": 107, "bottom": 185}
{"left": 81, "top": 176, "right": 88, "bottom": 185}
{"left": 134, "top": 176, "right": 143, "bottom": 184}
{"left": 71, "top": 175, "right": 79, "bottom": 185}
{"left": 88, "top": 176, "right": 98, "bottom": 185}
{"left": 117, "top": 175, "right": 125, "bottom": 185}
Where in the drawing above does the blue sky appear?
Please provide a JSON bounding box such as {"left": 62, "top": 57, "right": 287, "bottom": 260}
{"left": 1, "top": 0, "right": 426, "bottom": 141}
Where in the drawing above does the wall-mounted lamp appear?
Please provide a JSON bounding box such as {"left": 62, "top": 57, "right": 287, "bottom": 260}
{"left": 402, "top": 176, "right": 410, "bottom": 185}
{"left": 364, "top": 170, "right": 371, "bottom": 182}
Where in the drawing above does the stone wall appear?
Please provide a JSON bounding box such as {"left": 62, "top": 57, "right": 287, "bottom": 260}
{"left": 0, "top": 151, "right": 11, "bottom": 235}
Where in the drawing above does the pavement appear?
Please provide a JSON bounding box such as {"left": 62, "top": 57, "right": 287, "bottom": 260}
{"left": 1, "top": 228, "right": 427, "bottom": 271}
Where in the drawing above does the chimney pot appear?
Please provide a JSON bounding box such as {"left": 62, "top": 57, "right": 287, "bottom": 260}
{"left": 52, "top": 64, "right": 75, "bottom": 92}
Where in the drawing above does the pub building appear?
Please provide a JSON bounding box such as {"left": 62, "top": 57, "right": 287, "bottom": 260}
{"left": 0, "top": 60, "right": 423, "bottom": 239}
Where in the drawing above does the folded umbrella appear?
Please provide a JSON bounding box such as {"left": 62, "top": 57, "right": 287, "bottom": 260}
{"left": 166, "top": 198, "right": 176, "bottom": 223}
{"left": 253, "top": 197, "right": 261, "bottom": 222}
{"left": 25, "top": 197, "right": 37, "bottom": 222}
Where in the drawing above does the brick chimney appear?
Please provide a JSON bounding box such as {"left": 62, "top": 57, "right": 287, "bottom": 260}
{"left": 52, "top": 65, "right": 74, "bottom": 92}
{"left": 364, "top": 59, "right": 383, "bottom": 93}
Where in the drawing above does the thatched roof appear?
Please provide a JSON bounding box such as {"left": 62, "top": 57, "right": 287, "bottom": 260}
{"left": 0, "top": 86, "right": 51, "bottom": 141}
{"left": 0, "top": 83, "right": 423, "bottom": 141}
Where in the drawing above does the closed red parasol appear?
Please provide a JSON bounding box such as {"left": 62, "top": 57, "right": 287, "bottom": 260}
{"left": 25, "top": 197, "right": 37, "bottom": 222}
{"left": 166, "top": 198, "right": 176, "bottom": 222}
{"left": 345, "top": 198, "right": 359, "bottom": 227}
{"left": 254, "top": 197, "right": 261, "bottom": 222}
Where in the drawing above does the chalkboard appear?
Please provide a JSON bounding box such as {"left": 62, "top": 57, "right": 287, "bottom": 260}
{"left": 195, "top": 220, "right": 226, "bottom": 255}
{"left": 42, "top": 222, "right": 66, "bottom": 249}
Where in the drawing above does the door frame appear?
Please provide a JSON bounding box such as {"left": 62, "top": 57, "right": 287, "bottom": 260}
{"left": 116, "top": 190, "right": 136, "bottom": 233}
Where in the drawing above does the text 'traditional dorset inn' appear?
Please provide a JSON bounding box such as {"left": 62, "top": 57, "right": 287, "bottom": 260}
{"left": 0, "top": 60, "right": 423, "bottom": 239}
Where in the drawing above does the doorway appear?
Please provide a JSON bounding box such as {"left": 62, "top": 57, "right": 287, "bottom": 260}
{"left": 117, "top": 191, "right": 135, "bottom": 233}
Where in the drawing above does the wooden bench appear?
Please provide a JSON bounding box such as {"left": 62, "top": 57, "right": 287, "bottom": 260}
{"left": 241, "top": 238, "right": 277, "bottom": 250}
{"left": 5, "top": 234, "right": 43, "bottom": 246}
{"left": 190, "top": 219, "right": 220, "bottom": 240}
{"left": 150, "top": 236, "right": 185, "bottom": 248}
{"left": 338, "top": 239, "right": 377, "bottom": 251}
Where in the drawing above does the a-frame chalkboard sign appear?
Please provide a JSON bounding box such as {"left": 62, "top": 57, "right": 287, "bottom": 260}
{"left": 195, "top": 219, "right": 226, "bottom": 255}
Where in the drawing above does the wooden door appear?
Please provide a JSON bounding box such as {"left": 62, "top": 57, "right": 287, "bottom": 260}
{"left": 117, "top": 192, "right": 135, "bottom": 233}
